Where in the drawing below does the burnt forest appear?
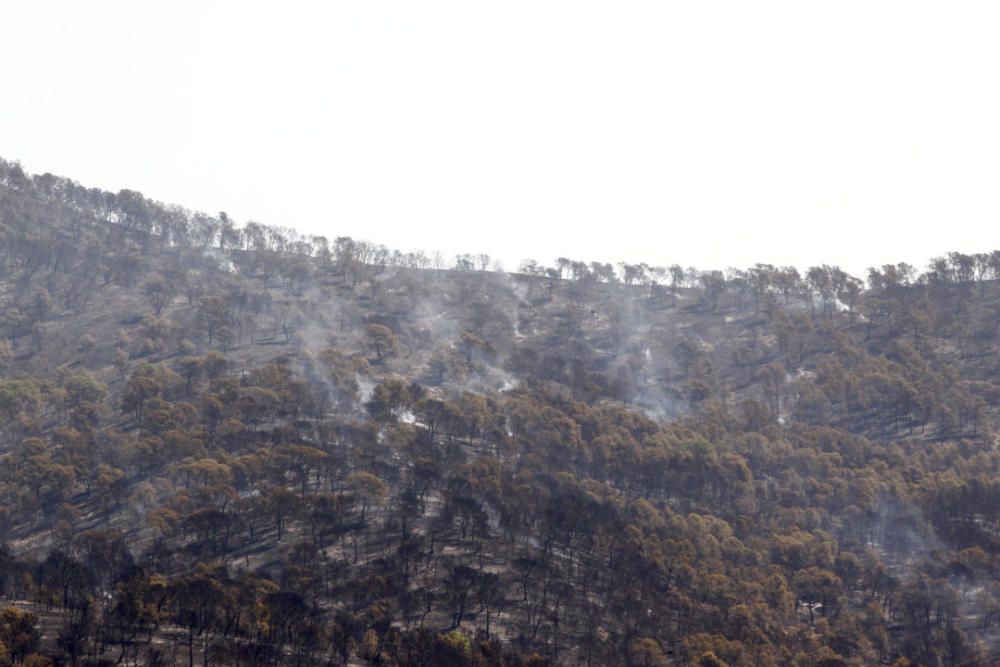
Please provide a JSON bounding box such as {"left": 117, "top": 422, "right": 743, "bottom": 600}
{"left": 3, "top": 158, "right": 1000, "bottom": 666}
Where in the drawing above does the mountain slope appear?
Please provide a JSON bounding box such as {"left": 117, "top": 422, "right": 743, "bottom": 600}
{"left": 2, "top": 158, "right": 1000, "bottom": 665}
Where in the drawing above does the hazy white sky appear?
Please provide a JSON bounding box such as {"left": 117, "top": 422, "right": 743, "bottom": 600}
{"left": 2, "top": 1, "right": 999, "bottom": 274}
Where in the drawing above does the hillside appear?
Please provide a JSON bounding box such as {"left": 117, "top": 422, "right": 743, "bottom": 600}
{"left": 3, "top": 158, "right": 1000, "bottom": 665}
